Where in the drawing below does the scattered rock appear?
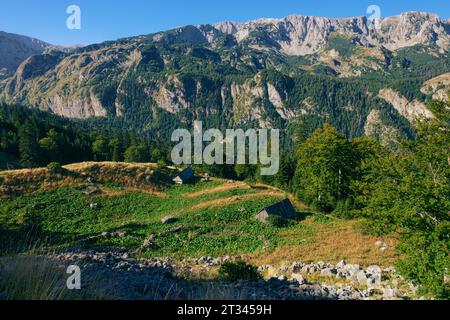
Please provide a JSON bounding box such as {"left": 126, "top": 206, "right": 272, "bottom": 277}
{"left": 375, "top": 241, "right": 384, "bottom": 247}
{"left": 356, "top": 271, "right": 368, "bottom": 286}
{"left": 336, "top": 260, "right": 346, "bottom": 269}
{"left": 367, "top": 273, "right": 382, "bottom": 288}
{"left": 45, "top": 252, "right": 415, "bottom": 300}
{"left": 301, "top": 264, "right": 317, "bottom": 274}
{"left": 321, "top": 268, "right": 337, "bottom": 277}
{"left": 161, "top": 216, "right": 177, "bottom": 224}
{"left": 86, "top": 176, "right": 96, "bottom": 184}
{"left": 277, "top": 275, "right": 288, "bottom": 282}
{"left": 375, "top": 241, "right": 389, "bottom": 251}
{"left": 170, "top": 226, "right": 184, "bottom": 233}
{"left": 382, "top": 287, "right": 401, "bottom": 299}
{"left": 142, "top": 235, "right": 156, "bottom": 249}
{"left": 291, "top": 262, "right": 303, "bottom": 273}
{"left": 83, "top": 186, "right": 101, "bottom": 196}
{"left": 291, "top": 273, "right": 306, "bottom": 284}
{"left": 343, "top": 264, "right": 361, "bottom": 275}
{"left": 367, "top": 265, "right": 382, "bottom": 275}
{"left": 118, "top": 232, "right": 127, "bottom": 238}
{"left": 90, "top": 203, "right": 100, "bottom": 209}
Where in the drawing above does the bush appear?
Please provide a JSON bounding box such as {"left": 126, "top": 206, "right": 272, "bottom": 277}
{"left": 47, "top": 162, "right": 63, "bottom": 174}
{"left": 124, "top": 144, "right": 149, "bottom": 163}
{"left": 333, "top": 199, "right": 355, "bottom": 219}
{"left": 396, "top": 226, "right": 450, "bottom": 299}
{"left": 267, "top": 215, "right": 289, "bottom": 228}
{"left": 157, "top": 160, "right": 167, "bottom": 168}
{"left": 218, "top": 261, "right": 262, "bottom": 282}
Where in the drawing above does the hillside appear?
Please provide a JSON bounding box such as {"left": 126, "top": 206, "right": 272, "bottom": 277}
{"left": 1, "top": 161, "right": 423, "bottom": 300}
{"left": 0, "top": 162, "right": 396, "bottom": 264}
{"left": 1, "top": 12, "right": 448, "bottom": 143}
{"left": 0, "top": 31, "right": 51, "bottom": 80}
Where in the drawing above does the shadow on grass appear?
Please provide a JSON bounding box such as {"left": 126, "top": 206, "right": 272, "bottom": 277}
{"left": 0, "top": 223, "right": 83, "bottom": 257}
{"left": 295, "top": 211, "right": 314, "bottom": 222}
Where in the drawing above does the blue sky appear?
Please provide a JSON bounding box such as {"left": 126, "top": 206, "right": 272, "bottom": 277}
{"left": 0, "top": 0, "right": 448, "bottom": 46}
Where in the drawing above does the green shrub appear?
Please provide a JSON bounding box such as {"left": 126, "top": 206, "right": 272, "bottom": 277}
{"left": 157, "top": 160, "right": 167, "bottom": 168}
{"left": 218, "top": 261, "right": 261, "bottom": 282}
{"left": 46, "top": 162, "right": 63, "bottom": 174}
{"left": 396, "top": 227, "right": 450, "bottom": 299}
{"left": 333, "top": 199, "right": 355, "bottom": 219}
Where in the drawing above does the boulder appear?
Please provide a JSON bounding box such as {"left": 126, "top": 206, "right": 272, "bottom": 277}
{"left": 86, "top": 176, "right": 96, "bottom": 184}
{"left": 367, "top": 265, "right": 382, "bottom": 275}
{"left": 356, "top": 271, "right": 368, "bottom": 286}
{"left": 83, "top": 186, "right": 101, "bottom": 196}
{"left": 367, "top": 274, "right": 382, "bottom": 287}
{"left": 90, "top": 203, "right": 100, "bottom": 209}
{"left": 301, "top": 265, "right": 317, "bottom": 274}
{"left": 382, "top": 287, "right": 401, "bottom": 299}
{"left": 142, "top": 235, "right": 156, "bottom": 249}
{"left": 170, "top": 226, "right": 184, "bottom": 233}
{"left": 336, "top": 260, "right": 346, "bottom": 269}
{"left": 161, "top": 216, "right": 177, "bottom": 224}
{"left": 291, "top": 273, "right": 306, "bottom": 284}
{"left": 321, "top": 268, "right": 337, "bottom": 277}
{"left": 291, "top": 262, "right": 303, "bottom": 273}
{"left": 344, "top": 264, "right": 361, "bottom": 275}
{"left": 375, "top": 241, "right": 384, "bottom": 247}
{"left": 277, "top": 275, "right": 288, "bottom": 282}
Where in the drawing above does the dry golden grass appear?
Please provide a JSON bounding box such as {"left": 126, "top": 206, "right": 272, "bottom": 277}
{"left": 63, "top": 161, "right": 157, "bottom": 171}
{"left": 183, "top": 181, "right": 249, "bottom": 198}
{"left": 0, "top": 162, "right": 169, "bottom": 198}
{"left": 250, "top": 218, "right": 400, "bottom": 268}
{"left": 98, "top": 186, "right": 167, "bottom": 198}
{"left": 188, "top": 189, "right": 286, "bottom": 211}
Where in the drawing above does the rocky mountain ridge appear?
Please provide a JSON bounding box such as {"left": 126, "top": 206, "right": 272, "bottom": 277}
{"left": 188, "top": 12, "right": 449, "bottom": 55}
{"left": 0, "top": 12, "right": 448, "bottom": 142}
{"left": 0, "top": 31, "right": 51, "bottom": 79}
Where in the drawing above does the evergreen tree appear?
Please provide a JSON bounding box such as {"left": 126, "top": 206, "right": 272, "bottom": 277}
{"left": 18, "top": 120, "right": 41, "bottom": 167}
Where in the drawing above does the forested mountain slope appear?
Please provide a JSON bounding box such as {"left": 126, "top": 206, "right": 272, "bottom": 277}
{"left": 0, "top": 12, "right": 449, "bottom": 143}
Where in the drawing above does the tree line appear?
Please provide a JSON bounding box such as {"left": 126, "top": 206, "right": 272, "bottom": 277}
{"left": 1, "top": 99, "right": 448, "bottom": 298}
{"left": 215, "top": 99, "right": 448, "bottom": 298}
{"left": 0, "top": 104, "right": 171, "bottom": 169}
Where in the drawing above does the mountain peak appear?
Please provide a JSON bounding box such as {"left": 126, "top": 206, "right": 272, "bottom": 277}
{"left": 199, "top": 11, "right": 449, "bottom": 55}
{"left": 0, "top": 31, "right": 51, "bottom": 79}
